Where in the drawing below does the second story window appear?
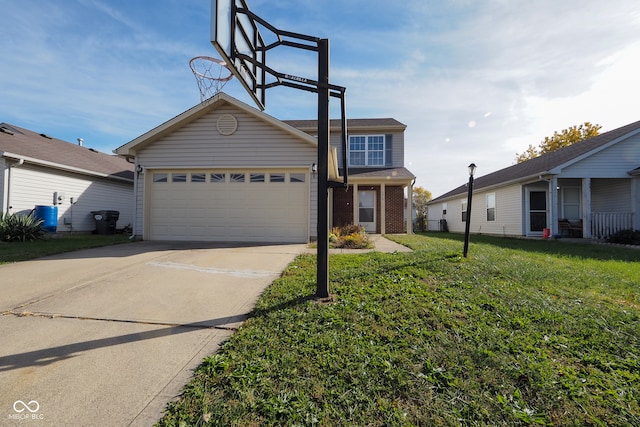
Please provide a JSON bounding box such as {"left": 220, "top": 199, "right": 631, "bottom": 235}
{"left": 349, "top": 135, "right": 385, "bottom": 166}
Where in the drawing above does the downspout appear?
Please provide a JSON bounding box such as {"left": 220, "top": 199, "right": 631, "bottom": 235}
{"left": 408, "top": 178, "right": 415, "bottom": 234}
{"left": 130, "top": 159, "right": 140, "bottom": 240}
{"left": 5, "top": 158, "right": 25, "bottom": 213}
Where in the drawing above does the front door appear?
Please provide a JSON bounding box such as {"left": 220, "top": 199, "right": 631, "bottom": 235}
{"left": 358, "top": 190, "right": 376, "bottom": 233}
{"left": 529, "top": 190, "right": 547, "bottom": 234}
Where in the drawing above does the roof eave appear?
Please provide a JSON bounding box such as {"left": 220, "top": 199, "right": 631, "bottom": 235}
{"left": 115, "top": 93, "right": 318, "bottom": 156}
{"left": 2, "top": 152, "right": 134, "bottom": 183}
{"left": 428, "top": 172, "right": 551, "bottom": 204}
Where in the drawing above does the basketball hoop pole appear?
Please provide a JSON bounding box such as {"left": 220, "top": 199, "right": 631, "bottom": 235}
{"left": 211, "top": 1, "right": 347, "bottom": 299}
{"left": 316, "top": 38, "right": 330, "bottom": 299}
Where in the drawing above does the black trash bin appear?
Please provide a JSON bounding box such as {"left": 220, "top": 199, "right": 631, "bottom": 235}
{"left": 91, "top": 210, "right": 120, "bottom": 235}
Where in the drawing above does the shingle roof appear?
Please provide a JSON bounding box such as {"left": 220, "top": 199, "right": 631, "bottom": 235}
{"left": 0, "top": 123, "right": 133, "bottom": 181}
{"left": 430, "top": 119, "right": 640, "bottom": 202}
{"left": 284, "top": 118, "right": 406, "bottom": 131}
{"left": 342, "top": 167, "right": 415, "bottom": 180}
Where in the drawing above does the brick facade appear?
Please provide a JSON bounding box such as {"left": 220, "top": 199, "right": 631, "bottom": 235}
{"left": 332, "top": 185, "right": 406, "bottom": 233}
{"left": 332, "top": 186, "right": 354, "bottom": 228}
{"left": 385, "top": 186, "right": 405, "bottom": 233}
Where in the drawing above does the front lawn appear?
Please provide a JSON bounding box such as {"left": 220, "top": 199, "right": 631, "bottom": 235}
{"left": 0, "top": 234, "right": 131, "bottom": 264}
{"left": 158, "top": 233, "right": 640, "bottom": 426}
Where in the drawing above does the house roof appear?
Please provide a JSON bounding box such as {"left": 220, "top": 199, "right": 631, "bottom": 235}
{"left": 342, "top": 167, "right": 415, "bottom": 182}
{"left": 0, "top": 123, "right": 134, "bottom": 181}
{"left": 430, "top": 119, "right": 640, "bottom": 203}
{"left": 115, "top": 92, "right": 318, "bottom": 156}
{"left": 284, "top": 118, "right": 406, "bottom": 132}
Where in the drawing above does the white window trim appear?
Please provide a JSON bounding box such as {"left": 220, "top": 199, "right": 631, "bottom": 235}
{"left": 348, "top": 135, "right": 385, "bottom": 166}
{"left": 486, "top": 193, "right": 496, "bottom": 222}
{"left": 461, "top": 199, "right": 468, "bottom": 222}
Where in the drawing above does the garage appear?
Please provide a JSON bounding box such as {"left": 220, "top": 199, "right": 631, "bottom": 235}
{"left": 147, "top": 169, "right": 308, "bottom": 242}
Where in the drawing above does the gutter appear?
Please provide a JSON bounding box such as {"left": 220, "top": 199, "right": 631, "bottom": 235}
{"left": 429, "top": 171, "right": 553, "bottom": 204}
{"left": 2, "top": 152, "right": 133, "bottom": 183}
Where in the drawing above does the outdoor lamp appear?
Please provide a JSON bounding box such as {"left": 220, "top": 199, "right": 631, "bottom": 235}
{"left": 311, "top": 163, "right": 317, "bottom": 176}
{"left": 468, "top": 163, "right": 477, "bottom": 177}
{"left": 463, "top": 163, "right": 477, "bottom": 257}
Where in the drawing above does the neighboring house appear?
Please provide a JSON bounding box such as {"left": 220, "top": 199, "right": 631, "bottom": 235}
{"left": 427, "top": 120, "right": 640, "bottom": 239}
{"left": 0, "top": 123, "right": 134, "bottom": 233}
{"left": 115, "top": 92, "right": 415, "bottom": 243}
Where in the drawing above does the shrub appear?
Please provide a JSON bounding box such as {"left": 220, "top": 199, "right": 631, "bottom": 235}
{"left": 0, "top": 212, "right": 45, "bottom": 242}
{"left": 329, "top": 224, "right": 372, "bottom": 249}
{"left": 607, "top": 229, "right": 640, "bottom": 246}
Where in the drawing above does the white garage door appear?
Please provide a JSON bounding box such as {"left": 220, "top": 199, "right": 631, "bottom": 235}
{"left": 148, "top": 170, "right": 308, "bottom": 242}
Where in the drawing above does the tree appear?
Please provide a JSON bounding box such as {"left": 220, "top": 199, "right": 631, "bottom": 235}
{"left": 413, "top": 186, "right": 432, "bottom": 231}
{"left": 516, "top": 122, "right": 602, "bottom": 163}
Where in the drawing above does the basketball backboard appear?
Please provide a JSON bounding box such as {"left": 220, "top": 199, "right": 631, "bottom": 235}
{"left": 211, "top": 0, "right": 266, "bottom": 109}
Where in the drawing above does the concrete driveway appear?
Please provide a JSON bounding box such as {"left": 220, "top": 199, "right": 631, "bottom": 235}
{"left": 0, "top": 241, "right": 306, "bottom": 426}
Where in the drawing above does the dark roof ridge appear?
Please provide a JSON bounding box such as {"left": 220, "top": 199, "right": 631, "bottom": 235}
{"left": 430, "top": 119, "right": 640, "bottom": 202}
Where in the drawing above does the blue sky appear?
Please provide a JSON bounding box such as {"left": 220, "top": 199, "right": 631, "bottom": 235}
{"left": 2, "top": 0, "right": 640, "bottom": 197}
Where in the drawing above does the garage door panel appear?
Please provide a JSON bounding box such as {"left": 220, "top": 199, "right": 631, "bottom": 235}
{"left": 148, "top": 170, "right": 308, "bottom": 242}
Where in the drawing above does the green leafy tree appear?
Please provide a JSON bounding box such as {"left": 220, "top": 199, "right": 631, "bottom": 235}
{"left": 516, "top": 122, "right": 602, "bottom": 163}
{"left": 413, "top": 186, "right": 432, "bottom": 231}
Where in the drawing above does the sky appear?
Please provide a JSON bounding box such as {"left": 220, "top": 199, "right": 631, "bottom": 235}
{"left": 2, "top": 0, "right": 640, "bottom": 197}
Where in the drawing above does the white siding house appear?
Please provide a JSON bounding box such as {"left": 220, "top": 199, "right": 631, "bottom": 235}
{"left": 0, "top": 123, "right": 134, "bottom": 233}
{"left": 428, "top": 120, "right": 640, "bottom": 239}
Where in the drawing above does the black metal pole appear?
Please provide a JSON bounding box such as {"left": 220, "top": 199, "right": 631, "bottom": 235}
{"left": 316, "top": 38, "right": 330, "bottom": 298}
{"left": 463, "top": 174, "right": 474, "bottom": 257}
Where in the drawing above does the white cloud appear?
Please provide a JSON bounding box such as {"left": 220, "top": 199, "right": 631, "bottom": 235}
{"left": 2, "top": 0, "right": 640, "bottom": 196}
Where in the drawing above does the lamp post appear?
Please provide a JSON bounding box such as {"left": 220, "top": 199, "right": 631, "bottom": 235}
{"left": 463, "top": 163, "right": 477, "bottom": 258}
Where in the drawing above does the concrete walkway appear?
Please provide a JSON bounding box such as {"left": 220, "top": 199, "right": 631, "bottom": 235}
{"left": 0, "top": 241, "right": 306, "bottom": 426}
{"left": 305, "top": 234, "right": 413, "bottom": 255}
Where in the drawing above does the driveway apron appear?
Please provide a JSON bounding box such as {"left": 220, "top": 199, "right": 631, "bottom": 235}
{"left": 0, "top": 241, "right": 305, "bottom": 426}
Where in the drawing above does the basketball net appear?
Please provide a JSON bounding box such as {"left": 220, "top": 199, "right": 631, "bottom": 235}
{"left": 189, "top": 56, "right": 234, "bottom": 102}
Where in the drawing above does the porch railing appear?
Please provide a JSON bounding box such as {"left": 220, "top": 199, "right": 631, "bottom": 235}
{"left": 590, "top": 212, "right": 634, "bottom": 239}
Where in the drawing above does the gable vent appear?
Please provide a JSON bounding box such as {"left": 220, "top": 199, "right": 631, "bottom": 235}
{"left": 217, "top": 114, "right": 238, "bottom": 136}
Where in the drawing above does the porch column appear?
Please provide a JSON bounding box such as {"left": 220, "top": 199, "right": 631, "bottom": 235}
{"left": 632, "top": 178, "right": 639, "bottom": 230}
{"left": 550, "top": 177, "right": 558, "bottom": 236}
{"left": 352, "top": 183, "right": 358, "bottom": 226}
{"left": 407, "top": 182, "right": 413, "bottom": 234}
{"left": 583, "top": 178, "right": 591, "bottom": 238}
{"left": 380, "top": 184, "right": 386, "bottom": 234}
{"left": 328, "top": 187, "right": 333, "bottom": 230}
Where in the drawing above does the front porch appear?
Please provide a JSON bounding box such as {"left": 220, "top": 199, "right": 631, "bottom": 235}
{"left": 528, "top": 177, "right": 639, "bottom": 239}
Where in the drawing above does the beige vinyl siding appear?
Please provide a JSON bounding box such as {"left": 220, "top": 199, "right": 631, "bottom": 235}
{"left": 8, "top": 164, "right": 133, "bottom": 232}
{"left": 560, "top": 135, "right": 640, "bottom": 178}
{"left": 470, "top": 185, "right": 522, "bottom": 236}
{"left": 137, "top": 106, "right": 317, "bottom": 168}
{"left": 135, "top": 105, "right": 318, "bottom": 240}
{"left": 431, "top": 184, "right": 523, "bottom": 236}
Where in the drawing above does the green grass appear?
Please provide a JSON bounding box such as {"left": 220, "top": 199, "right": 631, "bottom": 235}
{"left": 0, "top": 234, "right": 131, "bottom": 264}
{"left": 157, "top": 233, "right": 640, "bottom": 426}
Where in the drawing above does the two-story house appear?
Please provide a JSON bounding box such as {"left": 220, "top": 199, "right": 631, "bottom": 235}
{"left": 115, "top": 92, "right": 415, "bottom": 243}
{"left": 285, "top": 118, "right": 415, "bottom": 235}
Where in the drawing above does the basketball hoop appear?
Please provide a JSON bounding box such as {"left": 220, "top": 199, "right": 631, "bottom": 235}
{"left": 189, "top": 56, "right": 234, "bottom": 102}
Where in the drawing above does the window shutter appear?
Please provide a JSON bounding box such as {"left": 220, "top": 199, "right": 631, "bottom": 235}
{"left": 385, "top": 134, "right": 393, "bottom": 166}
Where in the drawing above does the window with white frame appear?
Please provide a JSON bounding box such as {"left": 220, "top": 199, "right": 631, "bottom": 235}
{"left": 349, "top": 135, "right": 385, "bottom": 166}
{"left": 486, "top": 193, "right": 496, "bottom": 221}
{"left": 461, "top": 200, "right": 468, "bottom": 222}
{"left": 561, "top": 187, "right": 581, "bottom": 220}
